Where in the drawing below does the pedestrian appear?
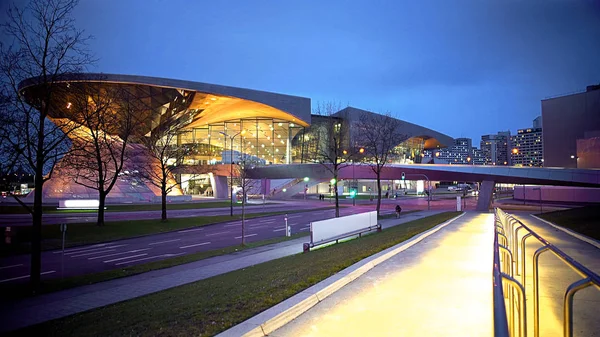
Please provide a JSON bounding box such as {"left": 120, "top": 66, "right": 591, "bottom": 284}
{"left": 385, "top": 191, "right": 389, "bottom": 199}
{"left": 395, "top": 204, "right": 402, "bottom": 218}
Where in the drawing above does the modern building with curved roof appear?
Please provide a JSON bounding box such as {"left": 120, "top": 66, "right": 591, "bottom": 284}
{"left": 18, "top": 73, "right": 454, "bottom": 201}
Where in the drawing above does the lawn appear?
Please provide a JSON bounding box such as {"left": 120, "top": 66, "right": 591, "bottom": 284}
{"left": 10, "top": 211, "right": 461, "bottom": 337}
{"left": 537, "top": 205, "right": 600, "bottom": 240}
{"left": 0, "top": 232, "right": 310, "bottom": 301}
{"left": 0, "top": 207, "right": 336, "bottom": 256}
{"left": 0, "top": 201, "right": 271, "bottom": 214}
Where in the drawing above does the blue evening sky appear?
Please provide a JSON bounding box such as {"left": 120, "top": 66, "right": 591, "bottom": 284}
{"left": 3, "top": 0, "right": 600, "bottom": 146}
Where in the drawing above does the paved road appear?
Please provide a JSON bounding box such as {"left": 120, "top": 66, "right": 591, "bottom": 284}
{"left": 0, "top": 204, "right": 398, "bottom": 285}
{"left": 0, "top": 201, "right": 319, "bottom": 226}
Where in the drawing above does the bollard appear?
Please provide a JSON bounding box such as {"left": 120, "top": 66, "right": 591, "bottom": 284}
{"left": 284, "top": 213, "right": 289, "bottom": 237}
{"left": 303, "top": 243, "right": 310, "bottom": 253}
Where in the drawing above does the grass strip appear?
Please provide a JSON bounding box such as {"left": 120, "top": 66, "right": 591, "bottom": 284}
{"left": 0, "top": 207, "right": 336, "bottom": 255}
{"left": 537, "top": 205, "right": 600, "bottom": 240}
{"left": 10, "top": 211, "right": 460, "bottom": 337}
{"left": 0, "top": 232, "right": 310, "bottom": 301}
{"left": 0, "top": 201, "right": 273, "bottom": 214}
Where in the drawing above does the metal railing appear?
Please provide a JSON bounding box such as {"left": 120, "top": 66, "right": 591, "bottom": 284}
{"left": 494, "top": 210, "right": 527, "bottom": 337}
{"left": 495, "top": 208, "right": 600, "bottom": 337}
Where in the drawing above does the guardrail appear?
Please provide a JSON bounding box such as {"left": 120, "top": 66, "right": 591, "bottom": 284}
{"left": 495, "top": 208, "right": 600, "bottom": 337}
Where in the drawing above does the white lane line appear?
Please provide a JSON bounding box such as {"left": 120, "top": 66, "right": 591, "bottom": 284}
{"left": 224, "top": 223, "right": 241, "bottom": 227}
{"left": 273, "top": 228, "right": 286, "bottom": 232}
{"left": 179, "top": 242, "right": 211, "bottom": 249}
{"left": 88, "top": 248, "right": 151, "bottom": 260}
{"left": 114, "top": 253, "right": 185, "bottom": 266}
{"left": 177, "top": 227, "right": 204, "bottom": 233}
{"left": 52, "top": 243, "right": 110, "bottom": 254}
{"left": 288, "top": 215, "right": 302, "bottom": 219}
{"left": 205, "top": 231, "right": 231, "bottom": 236}
{"left": 0, "top": 271, "right": 56, "bottom": 284}
{"left": 63, "top": 244, "right": 128, "bottom": 255}
{"left": 148, "top": 239, "right": 181, "bottom": 246}
{"left": 103, "top": 253, "right": 148, "bottom": 263}
{"left": 260, "top": 219, "right": 276, "bottom": 223}
{"left": 288, "top": 223, "right": 298, "bottom": 226}
{"left": 234, "top": 234, "right": 258, "bottom": 239}
{"left": 249, "top": 225, "right": 269, "bottom": 229}
{"left": 0, "top": 264, "right": 23, "bottom": 270}
{"left": 70, "top": 249, "right": 117, "bottom": 258}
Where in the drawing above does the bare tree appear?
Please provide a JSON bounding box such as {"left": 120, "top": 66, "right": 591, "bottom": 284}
{"left": 233, "top": 150, "right": 261, "bottom": 245}
{"left": 0, "top": 0, "right": 94, "bottom": 291}
{"left": 138, "top": 118, "right": 195, "bottom": 221}
{"left": 65, "top": 84, "right": 139, "bottom": 226}
{"left": 355, "top": 111, "right": 408, "bottom": 216}
{"left": 307, "top": 103, "right": 356, "bottom": 217}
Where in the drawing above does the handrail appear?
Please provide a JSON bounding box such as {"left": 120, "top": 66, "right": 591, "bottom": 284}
{"left": 495, "top": 208, "right": 600, "bottom": 337}
{"left": 494, "top": 209, "right": 527, "bottom": 337}
{"left": 493, "top": 225, "right": 510, "bottom": 336}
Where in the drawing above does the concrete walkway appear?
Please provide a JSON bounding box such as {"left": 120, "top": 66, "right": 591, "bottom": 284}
{"left": 267, "top": 212, "right": 495, "bottom": 337}
{"left": 0, "top": 210, "right": 440, "bottom": 333}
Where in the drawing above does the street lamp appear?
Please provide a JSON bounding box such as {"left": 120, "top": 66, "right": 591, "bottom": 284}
{"left": 219, "top": 129, "right": 245, "bottom": 216}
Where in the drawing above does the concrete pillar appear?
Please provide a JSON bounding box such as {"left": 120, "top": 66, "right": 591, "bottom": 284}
{"left": 476, "top": 180, "right": 495, "bottom": 212}
{"left": 213, "top": 175, "right": 229, "bottom": 199}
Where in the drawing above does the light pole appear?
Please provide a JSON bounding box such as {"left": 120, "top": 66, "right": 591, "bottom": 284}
{"left": 533, "top": 187, "right": 542, "bottom": 214}
{"left": 402, "top": 172, "right": 431, "bottom": 210}
{"left": 220, "top": 130, "right": 245, "bottom": 216}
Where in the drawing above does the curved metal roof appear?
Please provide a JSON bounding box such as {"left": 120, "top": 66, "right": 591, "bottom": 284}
{"left": 333, "top": 107, "right": 454, "bottom": 149}
{"left": 19, "top": 73, "right": 312, "bottom": 127}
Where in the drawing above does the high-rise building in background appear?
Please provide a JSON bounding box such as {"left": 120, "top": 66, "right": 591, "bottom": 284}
{"left": 471, "top": 147, "right": 486, "bottom": 165}
{"left": 511, "top": 117, "right": 543, "bottom": 167}
{"left": 533, "top": 116, "right": 542, "bottom": 129}
{"left": 430, "top": 137, "right": 474, "bottom": 164}
{"left": 542, "top": 84, "right": 600, "bottom": 168}
{"left": 480, "top": 131, "right": 511, "bottom": 165}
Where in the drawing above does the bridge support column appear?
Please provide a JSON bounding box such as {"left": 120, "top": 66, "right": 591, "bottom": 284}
{"left": 213, "top": 175, "right": 229, "bottom": 199}
{"left": 476, "top": 180, "right": 495, "bottom": 212}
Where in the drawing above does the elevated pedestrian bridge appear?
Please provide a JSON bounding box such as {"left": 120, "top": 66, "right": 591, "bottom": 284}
{"left": 246, "top": 163, "right": 600, "bottom": 210}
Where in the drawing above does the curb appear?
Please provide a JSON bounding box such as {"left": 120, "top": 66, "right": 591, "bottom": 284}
{"left": 530, "top": 214, "right": 600, "bottom": 250}
{"left": 217, "top": 212, "right": 467, "bottom": 337}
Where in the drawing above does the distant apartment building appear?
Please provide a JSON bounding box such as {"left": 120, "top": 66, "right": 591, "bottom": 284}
{"left": 511, "top": 120, "right": 543, "bottom": 167}
{"left": 431, "top": 137, "right": 474, "bottom": 164}
{"left": 542, "top": 84, "right": 600, "bottom": 168}
{"left": 471, "top": 147, "right": 486, "bottom": 165}
{"left": 480, "top": 131, "right": 511, "bottom": 165}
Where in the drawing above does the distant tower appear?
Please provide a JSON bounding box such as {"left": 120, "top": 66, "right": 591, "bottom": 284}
{"left": 533, "top": 116, "right": 542, "bottom": 129}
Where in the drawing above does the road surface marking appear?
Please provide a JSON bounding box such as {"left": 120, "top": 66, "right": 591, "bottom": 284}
{"left": 249, "top": 225, "right": 269, "bottom": 229}
{"left": 103, "top": 253, "right": 148, "bottom": 263}
{"left": 289, "top": 223, "right": 298, "bottom": 226}
{"left": 148, "top": 238, "right": 181, "bottom": 245}
{"left": 177, "top": 227, "right": 204, "bottom": 233}
{"left": 205, "top": 231, "right": 231, "bottom": 236}
{"left": 63, "top": 244, "right": 128, "bottom": 255}
{"left": 288, "top": 215, "right": 303, "bottom": 219}
{"left": 88, "top": 248, "right": 151, "bottom": 260}
{"left": 0, "top": 264, "right": 23, "bottom": 270}
{"left": 224, "top": 223, "right": 241, "bottom": 227}
{"left": 0, "top": 271, "right": 56, "bottom": 283}
{"left": 260, "top": 219, "right": 276, "bottom": 223}
{"left": 234, "top": 234, "right": 258, "bottom": 239}
{"left": 53, "top": 243, "right": 107, "bottom": 253}
{"left": 114, "top": 253, "right": 185, "bottom": 266}
{"left": 70, "top": 249, "right": 117, "bottom": 258}
{"left": 273, "top": 228, "right": 286, "bottom": 232}
{"left": 179, "top": 242, "right": 211, "bottom": 249}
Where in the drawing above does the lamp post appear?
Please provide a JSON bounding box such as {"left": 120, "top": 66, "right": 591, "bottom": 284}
{"left": 220, "top": 130, "right": 245, "bottom": 216}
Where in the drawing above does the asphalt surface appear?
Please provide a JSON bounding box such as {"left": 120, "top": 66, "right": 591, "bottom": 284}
{"left": 0, "top": 204, "right": 396, "bottom": 285}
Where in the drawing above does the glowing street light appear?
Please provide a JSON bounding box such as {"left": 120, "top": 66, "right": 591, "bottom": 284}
{"left": 303, "top": 177, "right": 309, "bottom": 182}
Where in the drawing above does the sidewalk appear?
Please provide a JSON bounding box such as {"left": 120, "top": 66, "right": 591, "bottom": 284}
{"left": 0, "top": 210, "right": 440, "bottom": 333}
{"left": 256, "top": 212, "right": 495, "bottom": 337}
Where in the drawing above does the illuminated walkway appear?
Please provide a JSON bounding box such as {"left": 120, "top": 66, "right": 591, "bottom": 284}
{"left": 271, "top": 212, "right": 495, "bottom": 337}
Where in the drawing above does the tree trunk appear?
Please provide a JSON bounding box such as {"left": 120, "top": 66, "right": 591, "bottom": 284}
{"left": 334, "top": 172, "right": 340, "bottom": 218}
{"left": 97, "top": 191, "right": 106, "bottom": 227}
{"left": 161, "top": 180, "right": 167, "bottom": 221}
{"left": 376, "top": 173, "right": 382, "bottom": 216}
{"left": 241, "top": 191, "right": 246, "bottom": 245}
{"left": 30, "top": 167, "right": 43, "bottom": 293}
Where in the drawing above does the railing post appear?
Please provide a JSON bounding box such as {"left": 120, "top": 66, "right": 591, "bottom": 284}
{"left": 563, "top": 278, "right": 592, "bottom": 337}
{"left": 533, "top": 245, "right": 550, "bottom": 337}
{"left": 520, "top": 233, "right": 533, "bottom": 284}
{"left": 502, "top": 273, "right": 527, "bottom": 337}
{"left": 513, "top": 225, "right": 525, "bottom": 275}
